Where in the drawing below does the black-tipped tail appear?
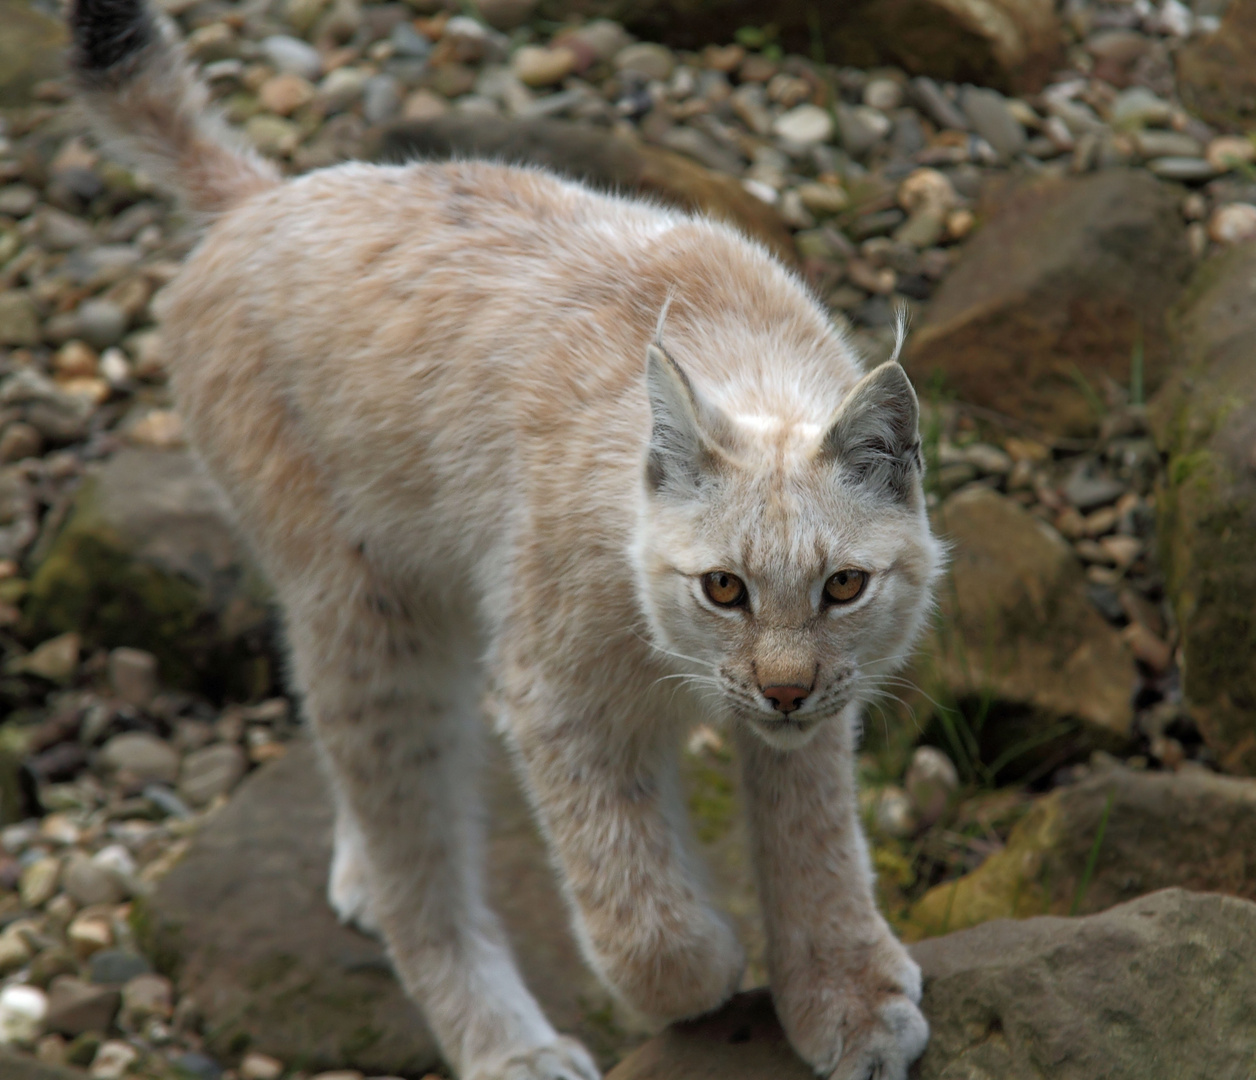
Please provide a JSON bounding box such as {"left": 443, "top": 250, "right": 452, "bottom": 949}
{"left": 70, "top": 0, "right": 156, "bottom": 79}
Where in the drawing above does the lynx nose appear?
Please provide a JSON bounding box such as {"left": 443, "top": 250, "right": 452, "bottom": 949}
{"left": 762, "top": 684, "right": 809, "bottom": 713}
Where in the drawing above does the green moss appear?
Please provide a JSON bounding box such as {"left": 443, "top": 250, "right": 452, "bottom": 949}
{"left": 685, "top": 761, "right": 737, "bottom": 845}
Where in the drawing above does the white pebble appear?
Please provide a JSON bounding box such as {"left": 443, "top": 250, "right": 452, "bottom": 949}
{"left": 0, "top": 984, "right": 47, "bottom": 1045}
{"left": 1208, "top": 203, "right": 1256, "bottom": 245}
{"left": 772, "top": 104, "right": 835, "bottom": 146}
{"left": 262, "top": 35, "right": 323, "bottom": 81}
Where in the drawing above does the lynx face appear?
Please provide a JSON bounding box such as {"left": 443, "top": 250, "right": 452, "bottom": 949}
{"left": 635, "top": 344, "right": 943, "bottom": 750}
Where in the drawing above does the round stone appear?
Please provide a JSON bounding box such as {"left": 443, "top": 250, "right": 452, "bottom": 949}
{"left": 0, "top": 984, "right": 48, "bottom": 1045}
{"left": 1206, "top": 135, "right": 1256, "bottom": 172}
{"left": 178, "top": 743, "right": 247, "bottom": 807}
{"left": 261, "top": 35, "right": 323, "bottom": 81}
{"left": 1208, "top": 203, "right": 1256, "bottom": 244}
{"left": 772, "top": 103, "right": 835, "bottom": 145}
{"left": 75, "top": 299, "right": 128, "bottom": 350}
{"left": 99, "top": 732, "right": 180, "bottom": 785}
{"left": 613, "top": 42, "right": 676, "bottom": 82}
{"left": 259, "top": 73, "right": 315, "bottom": 117}
{"left": 511, "top": 45, "right": 577, "bottom": 88}
{"left": 88, "top": 949, "right": 152, "bottom": 987}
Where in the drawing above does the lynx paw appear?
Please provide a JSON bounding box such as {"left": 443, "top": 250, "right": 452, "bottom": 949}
{"left": 822, "top": 995, "right": 929, "bottom": 1080}
{"left": 468, "top": 1036, "right": 601, "bottom": 1080}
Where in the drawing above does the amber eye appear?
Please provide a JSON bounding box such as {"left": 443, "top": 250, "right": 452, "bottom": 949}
{"left": 824, "top": 568, "right": 868, "bottom": 604}
{"left": 702, "top": 571, "right": 747, "bottom": 607}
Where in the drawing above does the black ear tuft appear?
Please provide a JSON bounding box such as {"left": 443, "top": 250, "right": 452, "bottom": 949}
{"left": 70, "top": 0, "right": 155, "bottom": 78}
{"left": 820, "top": 361, "right": 922, "bottom": 501}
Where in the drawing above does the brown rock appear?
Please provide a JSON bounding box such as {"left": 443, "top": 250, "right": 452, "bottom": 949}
{"left": 911, "top": 488, "right": 1135, "bottom": 781}
{"left": 373, "top": 115, "right": 797, "bottom": 266}
{"left": 43, "top": 976, "right": 120, "bottom": 1036}
{"left": 0, "top": 0, "right": 67, "bottom": 107}
{"left": 906, "top": 170, "right": 1191, "bottom": 434}
{"left": 1151, "top": 244, "right": 1256, "bottom": 773}
{"left": 906, "top": 764, "right": 1256, "bottom": 937}
{"left": 537, "top": 0, "right": 1061, "bottom": 93}
{"left": 609, "top": 890, "right": 1256, "bottom": 1080}
{"left": 1177, "top": 0, "right": 1256, "bottom": 130}
{"left": 139, "top": 739, "right": 626, "bottom": 1075}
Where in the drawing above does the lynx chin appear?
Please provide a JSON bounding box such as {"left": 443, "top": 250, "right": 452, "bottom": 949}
{"left": 69, "top": 1, "right": 943, "bottom": 1076}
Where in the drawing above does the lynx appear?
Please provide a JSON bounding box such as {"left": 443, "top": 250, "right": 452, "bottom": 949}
{"left": 69, "top": 2, "right": 943, "bottom": 1077}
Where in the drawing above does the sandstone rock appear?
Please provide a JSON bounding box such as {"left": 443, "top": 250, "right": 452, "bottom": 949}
{"left": 374, "top": 115, "right": 797, "bottom": 265}
{"left": 1177, "top": 0, "right": 1256, "bottom": 129}
{"left": 906, "top": 170, "right": 1191, "bottom": 434}
{"left": 138, "top": 740, "right": 625, "bottom": 1074}
{"left": 912, "top": 488, "right": 1135, "bottom": 781}
{"left": 0, "top": 0, "right": 67, "bottom": 107}
{"left": 906, "top": 764, "right": 1256, "bottom": 937}
{"left": 1151, "top": 244, "right": 1256, "bottom": 773}
{"left": 608, "top": 890, "right": 1256, "bottom": 1080}
{"left": 23, "top": 448, "right": 273, "bottom": 698}
{"left": 538, "top": 0, "right": 1061, "bottom": 93}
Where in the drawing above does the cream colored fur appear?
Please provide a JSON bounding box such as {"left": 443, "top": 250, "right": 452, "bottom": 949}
{"left": 75, "top": 18, "right": 942, "bottom": 1080}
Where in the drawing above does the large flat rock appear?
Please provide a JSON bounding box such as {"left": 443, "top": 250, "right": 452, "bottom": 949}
{"left": 1177, "top": 0, "right": 1256, "bottom": 129}
{"left": 141, "top": 739, "right": 626, "bottom": 1075}
{"left": 906, "top": 170, "right": 1191, "bottom": 435}
{"left": 608, "top": 889, "right": 1256, "bottom": 1080}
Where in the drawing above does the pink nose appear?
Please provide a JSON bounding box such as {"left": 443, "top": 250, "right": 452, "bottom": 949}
{"left": 762, "top": 685, "right": 809, "bottom": 713}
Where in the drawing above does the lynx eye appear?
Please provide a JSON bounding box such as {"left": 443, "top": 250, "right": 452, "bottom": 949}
{"left": 824, "top": 568, "right": 867, "bottom": 604}
{"left": 702, "top": 571, "right": 747, "bottom": 607}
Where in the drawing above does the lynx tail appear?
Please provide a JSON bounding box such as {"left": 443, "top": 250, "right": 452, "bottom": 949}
{"left": 69, "top": 0, "right": 280, "bottom": 216}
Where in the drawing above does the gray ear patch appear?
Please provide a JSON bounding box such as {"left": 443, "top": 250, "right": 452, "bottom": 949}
{"left": 820, "top": 361, "right": 923, "bottom": 501}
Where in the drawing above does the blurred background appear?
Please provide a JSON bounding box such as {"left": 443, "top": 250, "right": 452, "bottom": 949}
{"left": 0, "top": 0, "right": 1254, "bottom": 1076}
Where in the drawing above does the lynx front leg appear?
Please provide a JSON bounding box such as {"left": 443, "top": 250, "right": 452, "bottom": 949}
{"left": 284, "top": 592, "right": 598, "bottom": 1080}
{"left": 506, "top": 698, "right": 744, "bottom": 1026}
{"left": 734, "top": 710, "right": 928, "bottom": 1080}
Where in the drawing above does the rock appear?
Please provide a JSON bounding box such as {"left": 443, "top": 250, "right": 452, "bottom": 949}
{"left": 1151, "top": 245, "right": 1256, "bottom": 773}
{"left": 475, "top": 0, "right": 539, "bottom": 30}
{"left": 771, "top": 104, "right": 834, "bottom": 146}
{"left": 72, "top": 301, "right": 128, "bottom": 352}
{"left": 542, "top": 0, "right": 1061, "bottom": 93}
{"left": 98, "top": 733, "right": 179, "bottom": 787}
{"left": 906, "top": 170, "right": 1192, "bottom": 434}
{"left": 0, "top": 294, "right": 41, "bottom": 348}
{"left": 43, "top": 977, "right": 120, "bottom": 1037}
{"left": 88, "top": 1040, "right": 137, "bottom": 1080}
{"left": 87, "top": 950, "right": 150, "bottom": 987}
{"left": 959, "top": 85, "right": 1025, "bottom": 159}
{"left": 20, "top": 856, "right": 61, "bottom": 909}
{"left": 0, "top": 1055, "right": 91, "bottom": 1080}
{"left": 178, "top": 743, "right": 246, "bottom": 807}
{"left": 261, "top": 35, "right": 323, "bottom": 81}
{"left": 608, "top": 890, "right": 1256, "bottom": 1080}
{"left": 613, "top": 42, "right": 676, "bottom": 82}
{"left": 7, "top": 632, "right": 81, "bottom": 683}
{"left": 119, "top": 973, "right": 172, "bottom": 1028}
{"left": 374, "top": 115, "right": 797, "bottom": 265}
{"left": 238, "top": 1052, "right": 284, "bottom": 1080}
{"left": 0, "top": 0, "right": 67, "bottom": 107}
{"left": 911, "top": 488, "right": 1135, "bottom": 779}
{"left": 1146, "top": 156, "right": 1217, "bottom": 181}
{"left": 512, "top": 46, "right": 577, "bottom": 88}
{"left": 834, "top": 103, "right": 891, "bottom": 157}
{"left": 904, "top": 746, "right": 959, "bottom": 828}
{"left": 0, "top": 985, "right": 48, "bottom": 1046}
{"left": 1177, "top": 0, "right": 1256, "bottom": 129}
{"left": 138, "top": 739, "right": 623, "bottom": 1074}
{"left": 907, "top": 765, "right": 1256, "bottom": 936}
{"left": 105, "top": 648, "right": 157, "bottom": 710}
{"left": 23, "top": 448, "right": 274, "bottom": 698}
{"left": 259, "top": 73, "right": 315, "bottom": 117}
{"left": 1207, "top": 202, "right": 1256, "bottom": 244}
{"left": 67, "top": 913, "right": 113, "bottom": 960}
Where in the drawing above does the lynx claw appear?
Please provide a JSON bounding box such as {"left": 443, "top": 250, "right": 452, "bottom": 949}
{"left": 470, "top": 1036, "right": 601, "bottom": 1080}
{"left": 823, "top": 996, "right": 929, "bottom": 1080}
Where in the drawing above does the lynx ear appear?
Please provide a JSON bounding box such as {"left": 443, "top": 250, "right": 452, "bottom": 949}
{"left": 819, "top": 361, "right": 923, "bottom": 501}
{"left": 644, "top": 344, "right": 730, "bottom": 497}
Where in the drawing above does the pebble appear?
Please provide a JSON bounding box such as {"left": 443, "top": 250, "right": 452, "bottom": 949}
{"left": 88, "top": 950, "right": 151, "bottom": 987}
{"left": 89, "top": 1039, "right": 139, "bottom": 1080}
{"left": 44, "top": 976, "right": 121, "bottom": 1036}
{"left": 67, "top": 913, "right": 114, "bottom": 959}
{"left": 563, "top": 20, "right": 632, "bottom": 63}
{"left": 1208, "top": 203, "right": 1256, "bottom": 244}
{"left": 773, "top": 104, "right": 835, "bottom": 146}
{"left": 1133, "top": 130, "right": 1201, "bottom": 159}
{"left": 863, "top": 77, "right": 903, "bottom": 111}
{"left": 62, "top": 852, "right": 130, "bottom": 907}
{"left": 0, "top": 184, "right": 38, "bottom": 217}
{"left": 904, "top": 746, "right": 959, "bottom": 828}
{"left": 178, "top": 743, "right": 247, "bottom": 807}
{"left": 835, "top": 103, "right": 891, "bottom": 156}
{"left": 8, "top": 632, "right": 80, "bottom": 682}
{"left": 797, "top": 182, "right": 848, "bottom": 214}
{"left": 511, "top": 46, "right": 577, "bottom": 89}
{"left": 871, "top": 786, "right": 917, "bottom": 838}
{"left": 1064, "top": 471, "right": 1128, "bottom": 511}
{"left": 0, "top": 928, "right": 34, "bottom": 976}
{"left": 0, "top": 985, "right": 48, "bottom": 1046}
{"left": 259, "top": 73, "right": 315, "bottom": 117}
{"left": 173, "top": 1051, "right": 225, "bottom": 1080}
{"left": 107, "top": 647, "right": 158, "bottom": 709}
{"left": 262, "top": 35, "right": 323, "bottom": 81}
{"left": 99, "top": 732, "right": 180, "bottom": 786}
{"left": 74, "top": 299, "right": 129, "bottom": 350}
{"left": 614, "top": 42, "right": 676, "bottom": 82}
{"left": 911, "top": 76, "right": 969, "bottom": 130}
{"left": 362, "top": 75, "right": 401, "bottom": 126}
{"left": 0, "top": 294, "right": 42, "bottom": 347}
{"left": 120, "top": 973, "right": 173, "bottom": 1027}
{"left": 959, "top": 86, "right": 1026, "bottom": 159}
{"left": 1109, "top": 86, "right": 1173, "bottom": 128}
{"left": 1206, "top": 136, "right": 1256, "bottom": 172}
{"left": 1146, "top": 157, "right": 1217, "bottom": 181}
{"left": 318, "top": 67, "right": 368, "bottom": 111}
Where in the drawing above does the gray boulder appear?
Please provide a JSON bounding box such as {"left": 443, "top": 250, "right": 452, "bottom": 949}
{"left": 607, "top": 889, "right": 1256, "bottom": 1080}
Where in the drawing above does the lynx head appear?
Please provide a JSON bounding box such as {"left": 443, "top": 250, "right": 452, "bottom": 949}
{"left": 633, "top": 332, "right": 943, "bottom": 750}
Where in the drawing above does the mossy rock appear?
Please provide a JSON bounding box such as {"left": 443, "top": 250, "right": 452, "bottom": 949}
{"left": 1152, "top": 244, "right": 1256, "bottom": 773}
{"left": 885, "top": 487, "right": 1135, "bottom": 785}
{"left": 904, "top": 764, "right": 1256, "bottom": 940}
{"left": 23, "top": 448, "right": 274, "bottom": 700}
